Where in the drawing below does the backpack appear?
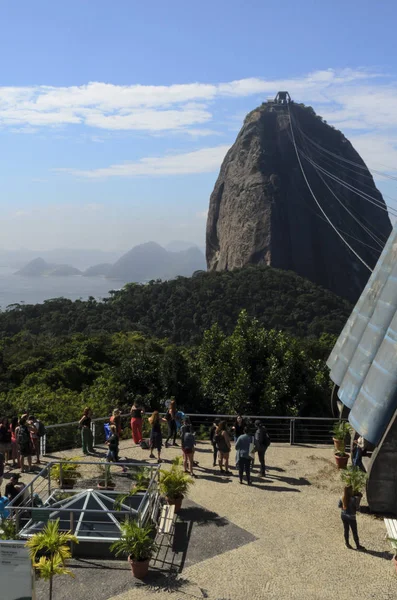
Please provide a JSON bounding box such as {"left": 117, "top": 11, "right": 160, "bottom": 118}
{"left": 183, "top": 432, "right": 195, "bottom": 450}
{"left": 17, "top": 426, "right": 30, "bottom": 447}
{"left": 37, "top": 421, "right": 46, "bottom": 438}
{"left": 255, "top": 427, "right": 271, "bottom": 450}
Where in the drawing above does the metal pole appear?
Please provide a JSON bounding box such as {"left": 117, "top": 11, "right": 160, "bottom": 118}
{"left": 289, "top": 419, "right": 293, "bottom": 445}
{"left": 60, "top": 463, "right": 63, "bottom": 488}
{"left": 70, "top": 511, "right": 75, "bottom": 556}
{"left": 91, "top": 422, "right": 96, "bottom": 448}
{"left": 48, "top": 466, "right": 51, "bottom": 497}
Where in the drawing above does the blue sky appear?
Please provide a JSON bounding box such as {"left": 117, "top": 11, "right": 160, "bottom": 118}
{"left": 1, "top": 0, "right": 397, "bottom": 251}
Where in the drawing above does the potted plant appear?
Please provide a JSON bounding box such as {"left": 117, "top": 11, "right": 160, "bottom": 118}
{"left": 26, "top": 518, "right": 78, "bottom": 600}
{"left": 159, "top": 457, "right": 193, "bottom": 513}
{"left": 341, "top": 466, "right": 368, "bottom": 508}
{"left": 97, "top": 463, "right": 116, "bottom": 490}
{"left": 110, "top": 519, "right": 158, "bottom": 579}
{"left": 114, "top": 468, "right": 152, "bottom": 511}
{"left": 50, "top": 458, "right": 82, "bottom": 489}
{"left": 332, "top": 421, "right": 351, "bottom": 452}
{"left": 334, "top": 438, "right": 349, "bottom": 469}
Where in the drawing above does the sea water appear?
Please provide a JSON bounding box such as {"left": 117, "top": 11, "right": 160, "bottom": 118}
{"left": 0, "top": 267, "right": 124, "bottom": 309}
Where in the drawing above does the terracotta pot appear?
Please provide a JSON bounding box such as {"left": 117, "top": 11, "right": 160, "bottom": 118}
{"left": 60, "top": 478, "right": 76, "bottom": 489}
{"left": 166, "top": 495, "right": 183, "bottom": 513}
{"left": 334, "top": 453, "right": 349, "bottom": 469}
{"left": 97, "top": 481, "right": 116, "bottom": 490}
{"left": 128, "top": 556, "right": 149, "bottom": 579}
{"left": 333, "top": 438, "right": 345, "bottom": 452}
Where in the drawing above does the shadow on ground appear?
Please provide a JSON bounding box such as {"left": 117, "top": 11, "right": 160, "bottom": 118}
{"left": 36, "top": 498, "right": 256, "bottom": 600}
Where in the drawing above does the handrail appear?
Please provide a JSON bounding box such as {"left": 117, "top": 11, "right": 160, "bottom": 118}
{"left": 40, "top": 412, "right": 342, "bottom": 455}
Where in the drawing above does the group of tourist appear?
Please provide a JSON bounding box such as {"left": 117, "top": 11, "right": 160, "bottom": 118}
{"left": 0, "top": 413, "right": 46, "bottom": 497}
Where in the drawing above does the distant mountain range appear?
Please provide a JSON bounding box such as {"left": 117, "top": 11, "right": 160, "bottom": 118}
{"left": 15, "top": 242, "right": 206, "bottom": 282}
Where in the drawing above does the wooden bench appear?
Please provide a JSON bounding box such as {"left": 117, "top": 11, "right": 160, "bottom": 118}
{"left": 157, "top": 503, "right": 175, "bottom": 539}
{"left": 384, "top": 518, "right": 397, "bottom": 552}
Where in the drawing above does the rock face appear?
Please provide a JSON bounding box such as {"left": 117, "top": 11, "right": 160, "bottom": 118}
{"left": 206, "top": 101, "right": 392, "bottom": 302}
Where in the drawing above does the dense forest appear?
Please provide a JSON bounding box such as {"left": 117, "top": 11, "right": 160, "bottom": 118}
{"left": 0, "top": 266, "right": 350, "bottom": 424}
{"left": 0, "top": 311, "right": 336, "bottom": 425}
{"left": 0, "top": 266, "right": 351, "bottom": 344}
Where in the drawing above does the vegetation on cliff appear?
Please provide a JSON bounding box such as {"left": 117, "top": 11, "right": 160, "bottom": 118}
{"left": 0, "top": 266, "right": 351, "bottom": 344}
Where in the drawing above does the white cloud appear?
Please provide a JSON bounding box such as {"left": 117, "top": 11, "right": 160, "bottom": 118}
{"left": 0, "top": 68, "right": 393, "bottom": 135}
{"left": 55, "top": 145, "right": 230, "bottom": 179}
{"left": 196, "top": 210, "right": 208, "bottom": 219}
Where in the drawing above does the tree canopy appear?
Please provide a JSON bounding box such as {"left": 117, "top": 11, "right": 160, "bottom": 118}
{"left": 0, "top": 266, "right": 351, "bottom": 344}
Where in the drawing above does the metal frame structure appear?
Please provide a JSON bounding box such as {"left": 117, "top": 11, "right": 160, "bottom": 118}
{"left": 7, "top": 461, "right": 161, "bottom": 549}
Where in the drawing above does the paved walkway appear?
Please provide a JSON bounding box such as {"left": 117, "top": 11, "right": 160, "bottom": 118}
{"left": 15, "top": 438, "right": 397, "bottom": 600}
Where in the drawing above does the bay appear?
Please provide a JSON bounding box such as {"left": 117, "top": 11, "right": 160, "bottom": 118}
{"left": 0, "top": 267, "right": 124, "bottom": 309}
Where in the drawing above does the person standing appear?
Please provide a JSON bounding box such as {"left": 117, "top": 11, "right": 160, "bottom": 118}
{"left": 79, "top": 407, "right": 94, "bottom": 455}
{"left": 106, "top": 424, "right": 120, "bottom": 462}
{"left": 17, "top": 416, "right": 33, "bottom": 473}
{"left": 254, "top": 420, "right": 270, "bottom": 477}
{"left": 148, "top": 411, "right": 163, "bottom": 463}
{"left": 215, "top": 421, "right": 232, "bottom": 474}
{"left": 0, "top": 418, "right": 12, "bottom": 465}
{"left": 181, "top": 422, "right": 196, "bottom": 476}
{"left": 210, "top": 419, "right": 219, "bottom": 467}
{"left": 338, "top": 486, "right": 365, "bottom": 550}
{"left": 236, "top": 427, "right": 253, "bottom": 485}
{"left": 130, "top": 401, "right": 145, "bottom": 445}
{"left": 28, "top": 416, "right": 40, "bottom": 465}
{"left": 110, "top": 409, "right": 122, "bottom": 437}
{"left": 232, "top": 415, "right": 245, "bottom": 442}
{"left": 353, "top": 435, "right": 365, "bottom": 471}
{"left": 10, "top": 417, "right": 19, "bottom": 468}
{"left": 165, "top": 398, "right": 178, "bottom": 447}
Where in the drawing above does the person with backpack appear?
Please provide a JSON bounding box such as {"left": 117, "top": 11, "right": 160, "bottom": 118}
{"left": 106, "top": 424, "right": 120, "bottom": 462}
{"left": 236, "top": 426, "right": 254, "bottom": 485}
{"left": 148, "top": 411, "right": 163, "bottom": 463}
{"left": 254, "top": 420, "right": 270, "bottom": 477}
{"left": 17, "top": 416, "right": 33, "bottom": 473}
{"left": 215, "top": 421, "right": 232, "bottom": 474}
{"left": 181, "top": 420, "right": 196, "bottom": 476}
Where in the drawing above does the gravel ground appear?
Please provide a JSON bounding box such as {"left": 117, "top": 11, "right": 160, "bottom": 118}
{"left": 15, "top": 438, "right": 397, "bottom": 600}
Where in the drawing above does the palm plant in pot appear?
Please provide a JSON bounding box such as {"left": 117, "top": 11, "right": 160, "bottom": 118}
{"left": 159, "top": 457, "right": 193, "bottom": 513}
{"left": 26, "top": 518, "right": 78, "bottom": 600}
{"left": 110, "top": 519, "right": 158, "bottom": 579}
{"left": 50, "top": 458, "right": 82, "bottom": 489}
{"left": 341, "top": 466, "right": 368, "bottom": 508}
{"left": 332, "top": 421, "right": 351, "bottom": 452}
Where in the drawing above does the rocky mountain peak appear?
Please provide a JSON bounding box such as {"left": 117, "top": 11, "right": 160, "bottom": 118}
{"left": 206, "top": 100, "right": 392, "bottom": 302}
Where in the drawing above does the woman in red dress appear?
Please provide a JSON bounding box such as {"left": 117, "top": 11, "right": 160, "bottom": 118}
{"left": 130, "top": 401, "right": 145, "bottom": 444}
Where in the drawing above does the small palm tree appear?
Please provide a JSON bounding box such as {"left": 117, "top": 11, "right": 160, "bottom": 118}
{"left": 26, "top": 518, "right": 78, "bottom": 600}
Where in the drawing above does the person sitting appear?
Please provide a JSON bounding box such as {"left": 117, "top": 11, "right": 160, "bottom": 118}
{"left": 5, "top": 474, "right": 25, "bottom": 503}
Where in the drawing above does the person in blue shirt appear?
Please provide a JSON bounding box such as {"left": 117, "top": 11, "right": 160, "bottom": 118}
{"left": 235, "top": 427, "right": 253, "bottom": 485}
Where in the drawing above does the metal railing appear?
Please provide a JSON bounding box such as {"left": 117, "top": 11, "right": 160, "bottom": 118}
{"left": 40, "top": 413, "right": 342, "bottom": 456}
{"left": 7, "top": 460, "right": 161, "bottom": 540}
